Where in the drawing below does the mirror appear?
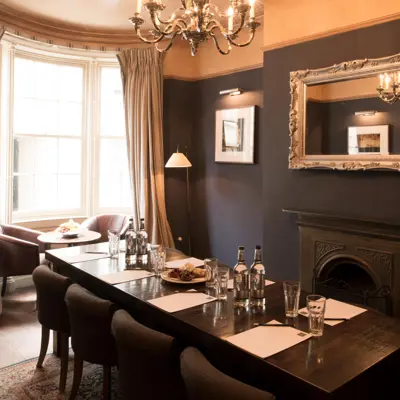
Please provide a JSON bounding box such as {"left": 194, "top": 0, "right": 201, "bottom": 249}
{"left": 289, "top": 55, "right": 400, "bottom": 170}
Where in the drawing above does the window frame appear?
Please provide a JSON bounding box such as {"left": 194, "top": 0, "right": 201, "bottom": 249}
{"left": 92, "top": 62, "right": 133, "bottom": 215}
{"left": 0, "top": 34, "right": 131, "bottom": 224}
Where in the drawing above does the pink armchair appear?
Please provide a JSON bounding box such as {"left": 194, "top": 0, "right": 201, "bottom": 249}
{"left": 81, "top": 214, "right": 130, "bottom": 243}
{"left": 0, "top": 224, "right": 48, "bottom": 297}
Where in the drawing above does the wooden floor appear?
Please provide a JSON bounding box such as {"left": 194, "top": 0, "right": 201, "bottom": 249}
{"left": 0, "top": 286, "right": 52, "bottom": 368}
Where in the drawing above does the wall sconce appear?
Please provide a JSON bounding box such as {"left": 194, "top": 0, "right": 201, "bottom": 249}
{"left": 354, "top": 110, "right": 377, "bottom": 116}
{"left": 219, "top": 88, "right": 243, "bottom": 96}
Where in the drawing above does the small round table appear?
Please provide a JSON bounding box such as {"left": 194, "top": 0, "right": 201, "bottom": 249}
{"left": 38, "top": 230, "right": 102, "bottom": 250}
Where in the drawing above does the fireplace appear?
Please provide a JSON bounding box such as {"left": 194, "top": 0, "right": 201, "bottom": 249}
{"left": 286, "top": 210, "right": 400, "bottom": 317}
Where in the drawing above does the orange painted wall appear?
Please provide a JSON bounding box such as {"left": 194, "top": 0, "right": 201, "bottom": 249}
{"left": 264, "top": 0, "right": 400, "bottom": 50}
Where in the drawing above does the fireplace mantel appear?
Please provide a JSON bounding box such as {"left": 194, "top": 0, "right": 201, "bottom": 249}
{"left": 285, "top": 208, "right": 400, "bottom": 317}
{"left": 283, "top": 209, "right": 400, "bottom": 242}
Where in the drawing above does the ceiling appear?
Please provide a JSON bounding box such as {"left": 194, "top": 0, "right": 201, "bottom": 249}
{"left": 1, "top": 0, "right": 263, "bottom": 30}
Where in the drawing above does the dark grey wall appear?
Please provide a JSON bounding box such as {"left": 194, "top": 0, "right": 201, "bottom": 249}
{"left": 163, "top": 79, "right": 197, "bottom": 255}
{"left": 263, "top": 19, "right": 400, "bottom": 281}
{"left": 190, "top": 69, "right": 264, "bottom": 267}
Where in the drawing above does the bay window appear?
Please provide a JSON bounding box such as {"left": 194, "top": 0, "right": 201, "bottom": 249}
{"left": 0, "top": 37, "right": 132, "bottom": 223}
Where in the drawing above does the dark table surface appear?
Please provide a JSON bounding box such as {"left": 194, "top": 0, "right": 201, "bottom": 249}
{"left": 46, "top": 242, "right": 400, "bottom": 399}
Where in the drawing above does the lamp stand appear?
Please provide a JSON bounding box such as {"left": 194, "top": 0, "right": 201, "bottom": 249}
{"left": 186, "top": 167, "right": 192, "bottom": 256}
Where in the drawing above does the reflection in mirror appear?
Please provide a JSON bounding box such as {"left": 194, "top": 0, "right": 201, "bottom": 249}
{"left": 305, "top": 75, "right": 400, "bottom": 155}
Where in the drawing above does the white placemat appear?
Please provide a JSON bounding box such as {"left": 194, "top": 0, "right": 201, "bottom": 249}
{"left": 228, "top": 279, "right": 275, "bottom": 290}
{"left": 147, "top": 292, "right": 217, "bottom": 313}
{"left": 61, "top": 253, "right": 110, "bottom": 264}
{"left": 298, "top": 298, "right": 367, "bottom": 326}
{"left": 99, "top": 270, "right": 155, "bottom": 285}
{"left": 165, "top": 257, "right": 204, "bottom": 269}
{"left": 226, "top": 320, "right": 311, "bottom": 359}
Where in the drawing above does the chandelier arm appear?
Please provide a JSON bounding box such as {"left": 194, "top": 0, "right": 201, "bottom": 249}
{"left": 135, "top": 28, "right": 166, "bottom": 44}
{"left": 149, "top": 13, "right": 186, "bottom": 35}
{"left": 180, "top": 0, "right": 187, "bottom": 9}
{"left": 231, "top": 12, "right": 247, "bottom": 36}
{"left": 157, "top": 7, "right": 187, "bottom": 25}
{"left": 209, "top": 32, "right": 231, "bottom": 55}
{"left": 203, "top": 3, "right": 223, "bottom": 18}
{"left": 227, "top": 29, "right": 255, "bottom": 47}
{"left": 155, "top": 31, "right": 181, "bottom": 53}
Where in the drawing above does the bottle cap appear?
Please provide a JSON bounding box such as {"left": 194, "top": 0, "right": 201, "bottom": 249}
{"left": 238, "top": 246, "right": 244, "bottom": 250}
{"left": 256, "top": 245, "right": 261, "bottom": 249}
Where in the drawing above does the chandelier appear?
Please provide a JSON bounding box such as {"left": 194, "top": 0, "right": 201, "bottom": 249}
{"left": 377, "top": 72, "right": 400, "bottom": 104}
{"left": 129, "top": 0, "right": 260, "bottom": 56}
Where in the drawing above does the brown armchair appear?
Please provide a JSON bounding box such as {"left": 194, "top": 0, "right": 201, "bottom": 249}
{"left": 81, "top": 214, "right": 130, "bottom": 243}
{"left": 0, "top": 224, "right": 48, "bottom": 296}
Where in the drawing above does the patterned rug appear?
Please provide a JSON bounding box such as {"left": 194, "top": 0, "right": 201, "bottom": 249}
{"left": 0, "top": 353, "right": 122, "bottom": 399}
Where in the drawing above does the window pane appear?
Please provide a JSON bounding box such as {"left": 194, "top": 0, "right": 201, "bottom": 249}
{"left": 99, "top": 138, "right": 131, "bottom": 208}
{"left": 13, "top": 136, "right": 81, "bottom": 213}
{"left": 13, "top": 57, "right": 83, "bottom": 136}
{"left": 100, "top": 67, "right": 125, "bottom": 137}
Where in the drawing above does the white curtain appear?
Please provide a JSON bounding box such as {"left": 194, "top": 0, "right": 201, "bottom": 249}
{"left": 117, "top": 48, "right": 174, "bottom": 247}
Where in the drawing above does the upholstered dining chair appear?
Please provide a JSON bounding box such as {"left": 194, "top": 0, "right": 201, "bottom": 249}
{"left": 81, "top": 214, "right": 129, "bottom": 242}
{"left": 111, "top": 309, "right": 186, "bottom": 400}
{"left": 180, "top": 347, "right": 275, "bottom": 400}
{"left": 0, "top": 224, "right": 48, "bottom": 296}
{"left": 32, "top": 265, "right": 73, "bottom": 392}
{"left": 65, "top": 284, "right": 118, "bottom": 400}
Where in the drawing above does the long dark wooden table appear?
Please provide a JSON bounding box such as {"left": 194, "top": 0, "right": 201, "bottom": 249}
{"left": 46, "top": 242, "right": 400, "bottom": 399}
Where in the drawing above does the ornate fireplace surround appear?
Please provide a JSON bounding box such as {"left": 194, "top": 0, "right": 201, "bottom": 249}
{"left": 286, "top": 209, "right": 400, "bottom": 317}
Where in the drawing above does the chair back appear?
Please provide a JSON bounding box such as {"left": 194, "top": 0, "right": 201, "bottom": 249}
{"left": 180, "top": 347, "right": 275, "bottom": 400}
{"left": 81, "top": 214, "right": 129, "bottom": 242}
{"left": 0, "top": 234, "right": 39, "bottom": 277}
{"left": 65, "top": 284, "right": 118, "bottom": 366}
{"left": 32, "top": 265, "right": 73, "bottom": 333}
{"left": 112, "top": 309, "right": 185, "bottom": 400}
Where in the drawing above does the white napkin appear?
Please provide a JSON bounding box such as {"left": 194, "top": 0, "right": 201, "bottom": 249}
{"left": 228, "top": 279, "right": 275, "bottom": 290}
{"left": 298, "top": 298, "right": 367, "bottom": 326}
{"left": 147, "top": 292, "right": 217, "bottom": 313}
{"left": 99, "top": 270, "right": 155, "bottom": 285}
{"left": 165, "top": 257, "right": 204, "bottom": 269}
{"left": 226, "top": 320, "right": 311, "bottom": 359}
{"left": 61, "top": 253, "right": 110, "bottom": 264}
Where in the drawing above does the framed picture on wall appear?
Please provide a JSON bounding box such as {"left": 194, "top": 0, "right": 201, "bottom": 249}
{"left": 348, "top": 125, "right": 389, "bottom": 155}
{"left": 215, "top": 106, "right": 255, "bottom": 164}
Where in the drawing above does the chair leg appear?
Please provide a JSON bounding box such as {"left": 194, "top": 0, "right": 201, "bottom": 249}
{"left": 58, "top": 333, "right": 69, "bottom": 393}
{"left": 103, "top": 365, "right": 111, "bottom": 400}
{"left": 36, "top": 326, "right": 50, "bottom": 368}
{"left": 1, "top": 277, "right": 7, "bottom": 297}
{"left": 69, "top": 357, "right": 83, "bottom": 400}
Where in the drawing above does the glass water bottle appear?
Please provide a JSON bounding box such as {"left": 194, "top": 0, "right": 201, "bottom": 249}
{"left": 125, "top": 218, "right": 136, "bottom": 265}
{"left": 250, "top": 245, "right": 266, "bottom": 306}
{"left": 136, "top": 218, "right": 148, "bottom": 261}
{"left": 233, "top": 246, "right": 250, "bottom": 307}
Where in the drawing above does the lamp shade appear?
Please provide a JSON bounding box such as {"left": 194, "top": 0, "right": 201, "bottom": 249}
{"left": 165, "top": 152, "right": 192, "bottom": 168}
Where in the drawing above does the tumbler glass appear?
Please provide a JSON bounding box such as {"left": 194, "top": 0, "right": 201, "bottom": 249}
{"left": 204, "top": 258, "right": 218, "bottom": 288}
{"left": 216, "top": 266, "right": 229, "bottom": 300}
{"left": 283, "top": 280, "right": 301, "bottom": 317}
{"left": 108, "top": 229, "right": 120, "bottom": 259}
{"left": 307, "top": 295, "right": 326, "bottom": 337}
{"left": 150, "top": 245, "right": 166, "bottom": 276}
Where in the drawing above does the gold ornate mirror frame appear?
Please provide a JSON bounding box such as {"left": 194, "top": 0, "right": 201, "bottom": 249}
{"left": 289, "top": 53, "right": 400, "bottom": 171}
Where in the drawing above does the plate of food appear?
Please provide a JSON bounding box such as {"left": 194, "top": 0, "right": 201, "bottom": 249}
{"left": 161, "top": 263, "right": 207, "bottom": 284}
{"left": 56, "top": 219, "right": 82, "bottom": 238}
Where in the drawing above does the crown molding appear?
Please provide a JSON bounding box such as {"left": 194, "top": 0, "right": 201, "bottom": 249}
{"left": 0, "top": 3, "right": 142, "bottom": 51}
{"left": 262, "top": 12, "right": 400, "bottom": 53}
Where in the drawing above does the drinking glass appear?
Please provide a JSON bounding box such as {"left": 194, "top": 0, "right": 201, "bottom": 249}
{"left": 150, "top": 245, "right": 166, "bottom": 276}
{"left": 204, "top": 258, "right": 218, "bottom": 288}
{"left": 307, "top": 295, "right": 326, "bottom": 337}
{"left": 108, "top": 229, "right": 120, "bottom": 259}
{"left": 283, "top": 280, "right": 301, "bottom": 317}
{"left": 216, "top": 266, "right": 229, "bottom": 300}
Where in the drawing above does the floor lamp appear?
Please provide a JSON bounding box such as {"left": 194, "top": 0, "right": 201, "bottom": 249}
{"left": 165, "top": 147, "right": 192, "bottom": 256}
